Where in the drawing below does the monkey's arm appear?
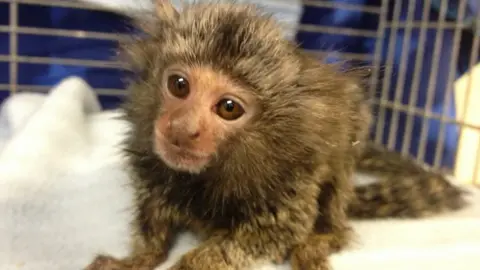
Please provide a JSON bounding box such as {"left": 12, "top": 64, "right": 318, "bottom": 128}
{"left": 168, "top": 195, "right": 319, "bottom": 270}
{"left": 85, "top": 222, "right": 175, "bottom": 270}
{"left": 85, "top": 198, "right": 177, "bottom": 270}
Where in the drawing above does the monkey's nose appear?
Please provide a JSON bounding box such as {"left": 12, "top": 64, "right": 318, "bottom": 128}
{"left": 189, "top": 131, "right": 200, "bottom": 140}
{"left": 170, "top": 130, "right": 201, "bottom": 147}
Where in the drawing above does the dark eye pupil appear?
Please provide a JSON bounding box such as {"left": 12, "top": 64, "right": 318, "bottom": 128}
{"left": 216, "top": 99, "right": 245, "bottom": 121}
{"left": 176, "top": 77, "right": 186, "bottom": 89}
{"left": 223, "top": 100, "right": 235, "bottom": 112}
{"left": 167, "top": 74, "right": 190, "bottom": 98}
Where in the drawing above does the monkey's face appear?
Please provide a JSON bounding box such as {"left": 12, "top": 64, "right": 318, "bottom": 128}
{"left": 152, "top": 65, "right": 259, "bottom": 174}
{"left": 124, "top": 2, "right": 340, "bottom": 180}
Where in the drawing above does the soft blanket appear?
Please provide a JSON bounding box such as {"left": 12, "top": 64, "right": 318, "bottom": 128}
{"left": 0, "top": 77, "right": 479, "bottom": 270}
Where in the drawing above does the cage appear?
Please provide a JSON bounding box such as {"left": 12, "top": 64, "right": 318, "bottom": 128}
{"left": 0, "top": 0, "right": 479, "bottom": 187}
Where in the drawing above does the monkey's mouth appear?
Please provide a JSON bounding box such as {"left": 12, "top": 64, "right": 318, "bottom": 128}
{"left": 154, "top": 141, "right": 212, "bottom": 173}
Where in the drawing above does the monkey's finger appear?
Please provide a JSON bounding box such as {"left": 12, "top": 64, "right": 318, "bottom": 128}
{"left": 290, "top": 236, "right": 332, "bottom": 270}
{"left": 84, "top": 254, "right": 126, "bottom": 270}
{"left": 290, "top": 253, "right": 330, "bottom": 270}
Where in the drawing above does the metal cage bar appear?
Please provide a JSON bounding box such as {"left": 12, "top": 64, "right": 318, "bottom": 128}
{"left": 416, "top": 0, "right": 448, "bottom": 163}
{"left": 9, "top": 0, "right": 18, "bottom": 94}
{"left": 400, "top": 0, "right": 432, "bottom": 156}
{"left": 433, "top": 0, "right": 468, "bottom": 168}
{"left": 386, "top": 0, "right": 417, "bottom": 150}
{"left": 374, "top": 0, "right": 402, "bottom": 146}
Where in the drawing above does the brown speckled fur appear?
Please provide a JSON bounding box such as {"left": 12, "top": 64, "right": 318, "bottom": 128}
{"left": 349, "top": 142, "right": 468, "bottom": 219}
{"left": 85, "top": 1, "right": 468, "bottom": 270}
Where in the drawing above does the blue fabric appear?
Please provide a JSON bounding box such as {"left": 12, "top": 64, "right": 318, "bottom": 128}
{"left": 0, "top": 3, "right": 132, "bottom": 109}
{"left": 297, "top": 0, "right": 480, "bottom": 169}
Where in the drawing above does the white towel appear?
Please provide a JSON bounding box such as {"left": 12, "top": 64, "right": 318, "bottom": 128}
{"left": 0, "top": 77, "right": 479, "bottom": 270}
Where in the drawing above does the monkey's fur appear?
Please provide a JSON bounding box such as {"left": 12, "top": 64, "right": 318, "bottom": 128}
{"left": 86, "top": 2, "right": 468, "bottom": 270}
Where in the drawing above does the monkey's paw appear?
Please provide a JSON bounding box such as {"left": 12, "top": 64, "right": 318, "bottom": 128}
{"left": 290, "top": 250, "right": 331, "bottom": 270}
{"left": 84, "top": 255, "right": 126, "bottom": 270}
{"left": 168, "top": 245, "right": 234, "bottom": 270}
{"left": 84, "top": 254, "right": 157, "bottom": 270}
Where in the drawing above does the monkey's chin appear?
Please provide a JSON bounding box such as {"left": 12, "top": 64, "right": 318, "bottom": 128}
{"left": 154, "top": 144, "right": 211, "bottom": 174}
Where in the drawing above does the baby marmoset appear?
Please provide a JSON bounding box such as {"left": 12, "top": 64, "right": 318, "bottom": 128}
{"left": 86, "top": 1, "right": 468, "bottom": 270}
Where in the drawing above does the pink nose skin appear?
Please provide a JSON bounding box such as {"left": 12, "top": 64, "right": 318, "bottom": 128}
{"left": 166, "top": 113, "right": 201, "bottom": 148}
{"left": 168, "top": 130, "right": 201, "bottom": 148}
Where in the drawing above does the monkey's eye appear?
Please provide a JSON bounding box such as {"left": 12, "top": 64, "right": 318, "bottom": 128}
{"left": 216, "top": 99, "right": 245, "bottom": 120}
{"left": 167, "top": 74, "right": 190, "bottom": 98}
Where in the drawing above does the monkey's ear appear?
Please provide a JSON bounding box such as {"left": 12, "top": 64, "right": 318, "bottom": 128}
{"left": 155, "top": 0, "right": 180, "bottom": 22}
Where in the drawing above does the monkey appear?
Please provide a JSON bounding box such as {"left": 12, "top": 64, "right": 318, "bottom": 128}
{"left": 84, "top": 1, "right": 468, "bottom": 270}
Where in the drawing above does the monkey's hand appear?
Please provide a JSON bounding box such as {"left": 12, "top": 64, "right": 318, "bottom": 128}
{"left": 168, "top": 198, "right": 318, "bottom": 270}
{"left": 167, "top": 236, "right": 235, "bottom": 270}
{"left": 290, "top": 233, "right": 340, "bottom": 270}
{"left": 84, "top": 223, "right": 173, "bottom": 270}
{"left": 84, "top": 251, "right": 168, "bottom": 270}
{"left": 85, "top": 195, "right": 178, "bottom": 270}
{"left": 84, "top": 254, "right": 131, "bottom": 270}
